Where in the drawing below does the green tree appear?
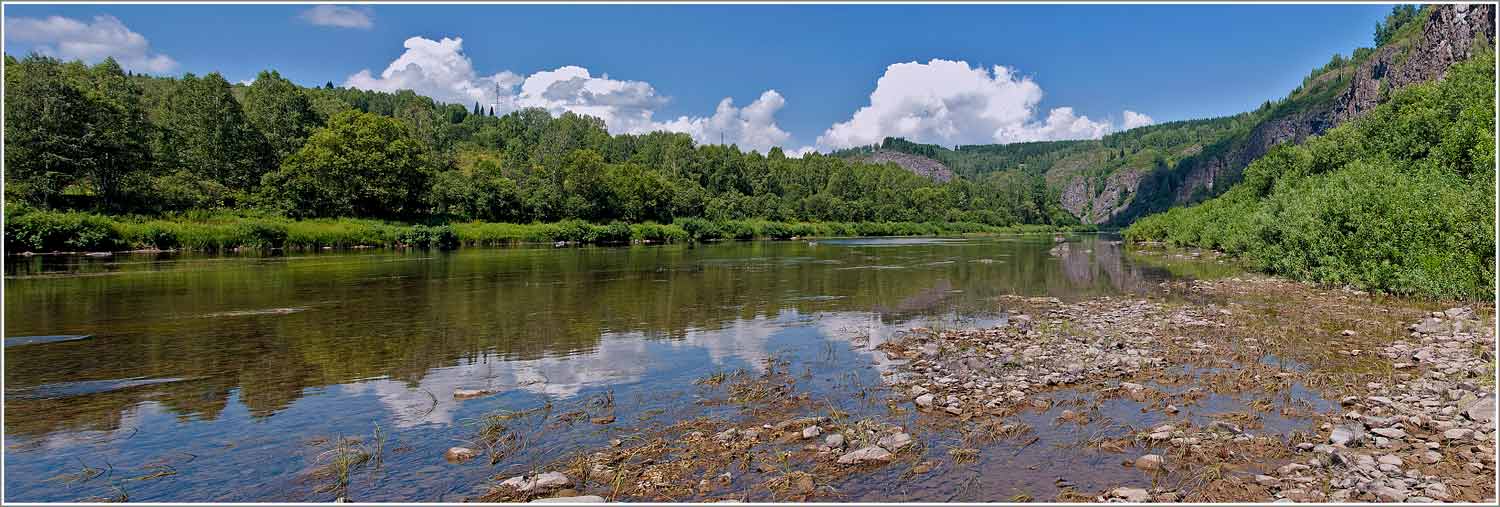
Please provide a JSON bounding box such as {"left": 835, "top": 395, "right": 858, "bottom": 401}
{"left": 244, "top": 70, "right": 319, "bottom": 161}
{"left": 260, "top": 110, "right": 435, "bottom": 219}
{"left": 3, "top": 55, "right": 93, "bottom": 207}
{"left": 157, "top": 72, "right": 273, "bottom": 198}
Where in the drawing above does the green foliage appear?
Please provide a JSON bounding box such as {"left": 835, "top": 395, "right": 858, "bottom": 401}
{"left": 3, "top": 207, "right": 123, "bottom": 252}
{"left": 399, "top": 225, "right": 459, "bottom": 250}
{"left": 155, "top": 72, "right": 274, "bottom": 196}
{"left": 243, "top": 70, "right": 320, "bottom": 160}
{"left": 259, "top": 110, "right": 436, "bottom": 219}
{"left": 1375, "top": 4, "right": 1422, "bottom": 47}
{"left": 1126, "top": 48, "right": 1495, "bottom": 300}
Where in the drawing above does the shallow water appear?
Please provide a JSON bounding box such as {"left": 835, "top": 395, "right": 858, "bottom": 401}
{"left": 5, "top": 234, "right": 1275, "bottom": 502}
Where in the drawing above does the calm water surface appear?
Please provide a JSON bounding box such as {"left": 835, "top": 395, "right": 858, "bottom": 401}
{"left": 4, "top": 235, "right": 1247, "bottom": 502}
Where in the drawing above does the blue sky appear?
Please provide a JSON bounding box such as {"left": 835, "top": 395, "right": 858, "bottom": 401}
{"left": 4, "top": 3, "right": 1393, "bottom": 152}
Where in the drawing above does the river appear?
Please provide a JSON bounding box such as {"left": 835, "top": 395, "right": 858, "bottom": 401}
{"left": 6, "top": 234, "right": 1256, "bottom": 502}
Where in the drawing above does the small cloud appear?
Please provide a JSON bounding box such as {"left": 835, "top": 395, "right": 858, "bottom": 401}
{"left": 785, "top": 146, "right": 820, "bottom": 158}
{"left": 1122, "top": 110, "right": 1155, "bottom": 130}
{"left": 3, "top": 14, "right": 177, "bottom": 73}
{"left": 299, "top": 5, "right": 374, "bottom": 30}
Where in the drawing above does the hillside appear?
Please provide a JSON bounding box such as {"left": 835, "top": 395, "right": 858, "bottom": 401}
{"left": 846, "top": 149, "right": 954, "bottom": 182}
{"left": 856, "top": 4, "right": 1495, "bottom": 226}
{"left": 1125, "top": 42, "right": 1494, "bottom": 299}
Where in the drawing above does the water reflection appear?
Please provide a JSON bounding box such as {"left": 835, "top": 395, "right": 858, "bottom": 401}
{"left": 4, "top": 234, "right": 1208, "bottom": 501}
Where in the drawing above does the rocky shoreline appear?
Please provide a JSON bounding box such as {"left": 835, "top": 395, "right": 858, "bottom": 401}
{"left": 445, "top": 273, "right": 1494, "bottom": 503}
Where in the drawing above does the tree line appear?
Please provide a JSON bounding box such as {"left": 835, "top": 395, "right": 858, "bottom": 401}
{"left": 4, "top": 53, "right": 1077, "bottom": 229}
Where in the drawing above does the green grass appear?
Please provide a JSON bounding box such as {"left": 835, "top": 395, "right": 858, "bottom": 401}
{"left": 4, "top": 207, "right": 1084, "bottom": 253}
{"left": 1124, "top": 46, "right": 1495, "bottom": 301}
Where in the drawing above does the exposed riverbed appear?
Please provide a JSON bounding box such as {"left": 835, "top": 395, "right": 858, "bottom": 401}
{"left": 4, "top": 235, "right": 1493, "bottom": 502}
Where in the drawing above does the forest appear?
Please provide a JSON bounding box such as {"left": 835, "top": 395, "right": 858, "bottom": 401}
{"left": 2, "top": 54, "right": 1077, "bottom": 252}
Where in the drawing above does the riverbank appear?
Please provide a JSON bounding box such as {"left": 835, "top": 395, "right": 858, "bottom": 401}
{"left": 440, "top": 251, "right": 1495, "bottom": 503}
{"left": 2, "top": 208, "right": 1088, "bottom": 254}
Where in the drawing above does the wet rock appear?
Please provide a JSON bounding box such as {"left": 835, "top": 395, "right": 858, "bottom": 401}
{"left": 532, "top": 472, "right": 573, "bottom": 490}
{"left": 454, "top": 388, "right": 498, "bottom": 400}
{"left": 531, "top": 496, "right": 606, "bottom": 503}
{"left": 1210, "top": 421, "right": 1243, "bottom": 434}
{"left": 502, "top": 472, "right": 573, "bottom": 492}
{"left": 591, "top": 415, "right": 615, "bottom": 425}
{"left": 1134, "top": 454, "right": 1164, "bottom": 471}
{"left": 1106, "top": 487, "right": 1151, "bottom": 503}
{"left": 445, "top": 447, "right": 480, "bottom": 463}
{"left": 837, "top": 446, "right": 893, "bottom": 465}
{"left": 877, "top": 432, "right": 912, "bottom": 450}
{"left": 914, "top": 393, "right": 934, "bottom": 409}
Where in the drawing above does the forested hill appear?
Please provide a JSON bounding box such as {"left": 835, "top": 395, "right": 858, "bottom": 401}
{"left": 850, "top": 4, "right": 1495, "bottom": 226}
{"left": 4, "top": 59, "right": 1081, "bottom": 230}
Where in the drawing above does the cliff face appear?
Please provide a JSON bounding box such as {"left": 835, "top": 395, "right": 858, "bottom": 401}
{"left": 1075, "top": 3, "right": 1495, "bottom": 226}
{"left": 857, "top": 150, "right": 955, "bottom": 182}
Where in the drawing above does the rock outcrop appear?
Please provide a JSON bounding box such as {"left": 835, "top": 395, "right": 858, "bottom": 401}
{"left": 1081, "top": 4, "right": 1494, "bottom": 226}
{"left": 856, "top": 150, "right": 955, "bottom": 182}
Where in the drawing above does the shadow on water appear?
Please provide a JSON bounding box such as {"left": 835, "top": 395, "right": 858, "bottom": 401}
{"left": 5, "top": 234, "right": 1260, "bottom": 501}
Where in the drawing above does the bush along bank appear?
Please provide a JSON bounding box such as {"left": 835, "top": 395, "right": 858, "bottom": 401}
{"left": 1123, "top": 46, "right": 1495, "bottom": 301}
{"left": 3, "top": 208, "right": 1084, "bottom": 254}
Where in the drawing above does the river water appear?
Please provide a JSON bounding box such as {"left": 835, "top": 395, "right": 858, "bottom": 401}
{"left": 4, "top": 234, "right": 1254, "bottom": 502}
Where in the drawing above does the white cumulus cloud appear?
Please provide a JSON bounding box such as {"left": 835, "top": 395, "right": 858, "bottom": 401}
{"left": 299, "top": 5, "right": 374, "bottom": 29}
{"left": 3, "top": 15, "right": 177, "bottom": 73}
{"left": 816, "top": 59, "right": 1148, "bottom": 150}
{"left": 346, "top": 36, "right": 793, "bottom": 153}
{"left": 1122, "top": 110, "right": 1156, "bottom": 130}
{"left": 654, "top": 91, "right": 792, "bottom": 153}
{"left": 345, "top": 36, "right": 520, "bottom": 106}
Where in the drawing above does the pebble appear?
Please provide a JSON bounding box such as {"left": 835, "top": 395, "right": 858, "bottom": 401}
{"left": 1134, "top": 454, "right": 1164, "bottom": 471}
{"left": 877, "top": 432, "right": 912, "bottom": 450}
{"left": 1107, "top": 487, "right": 1151, "bottom": 502}
{"left": 837, "top": 446, "right": 893, "bottom": 465}
{"left": 914, "top": 394, "right": 934, "bottom": 408}
{"left": 531, "top": 496, "right": 606, "bottom": 503}
{"left": 801, "top": 426, "right": 822, "bottom": 440}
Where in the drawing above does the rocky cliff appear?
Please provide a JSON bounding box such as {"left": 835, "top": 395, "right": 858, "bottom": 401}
{"left": 1069, "top": 3, "right": 1495, "bottom": 226}
{"left": 856, "top": 150, "right": 955, "bottom": 182}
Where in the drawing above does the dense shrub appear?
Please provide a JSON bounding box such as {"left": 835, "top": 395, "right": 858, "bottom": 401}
{"left": 4, "top": 209, "right": 122, "bottom": 252}
{"left": 1125, "top": 47, "right": 1495, "bottom": 300}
